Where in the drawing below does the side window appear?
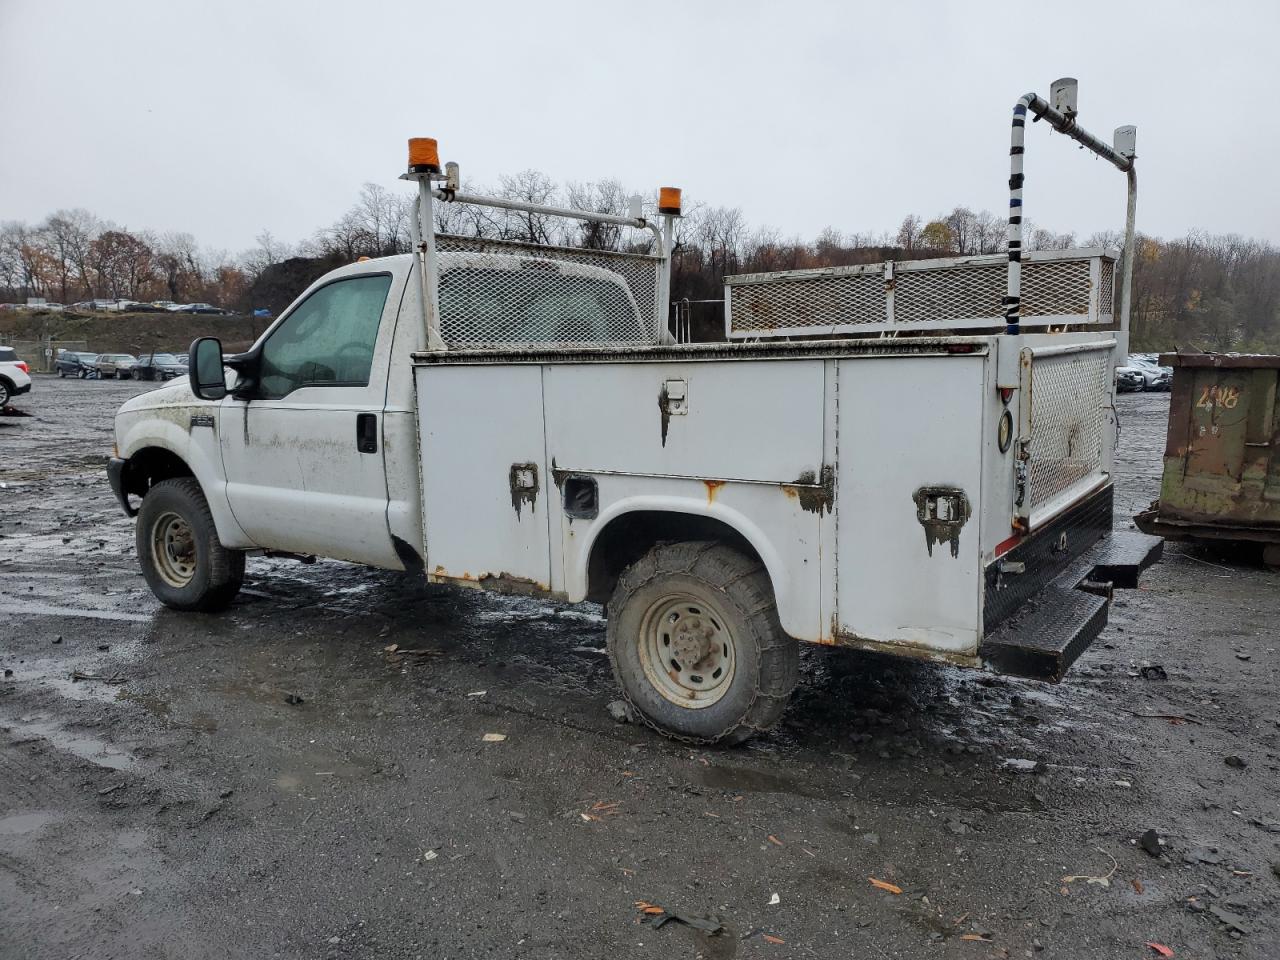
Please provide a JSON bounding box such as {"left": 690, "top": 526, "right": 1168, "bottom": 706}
{"left": 257, "top": 274, "right": 393, "bottom": 399}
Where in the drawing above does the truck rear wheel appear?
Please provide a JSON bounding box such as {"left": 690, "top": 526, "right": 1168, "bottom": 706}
{"left": 136, "top": 478, "right": 244, "bottom": 611}
{"left": 606, "top": 541, "right": 797, "bottom": 745}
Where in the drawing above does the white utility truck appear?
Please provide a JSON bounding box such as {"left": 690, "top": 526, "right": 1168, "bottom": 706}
{"left": 110, "top": 80, "right": 1161, "bottom": 743}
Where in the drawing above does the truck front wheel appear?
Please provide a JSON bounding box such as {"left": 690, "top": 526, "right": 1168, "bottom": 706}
{"left": 606, "top": 541, "right": 798, "bottom": 745}
{"left": 136, "top": 478, "right": 244, "bottom": 611}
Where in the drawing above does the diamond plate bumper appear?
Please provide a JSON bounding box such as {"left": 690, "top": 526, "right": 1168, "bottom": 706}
{"left": 982, "top": 508, "right": 1163, "bottom": 681}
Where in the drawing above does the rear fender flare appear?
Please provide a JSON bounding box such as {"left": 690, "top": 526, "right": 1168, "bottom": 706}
{"left": 570, "top": 494, "right": 806, "bottom": 639}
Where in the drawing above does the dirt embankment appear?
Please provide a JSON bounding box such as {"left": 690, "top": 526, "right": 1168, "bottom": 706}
{"left": 0, "top": 310, "right": 265, "bottom": 357}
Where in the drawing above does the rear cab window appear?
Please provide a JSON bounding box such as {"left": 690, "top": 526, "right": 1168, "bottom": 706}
{"left": 439, "top": 267, "right": 643, "bottom": 343}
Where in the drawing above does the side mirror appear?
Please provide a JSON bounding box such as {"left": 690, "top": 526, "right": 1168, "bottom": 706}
{"left": 189, "top": 337, "right": 227, "bottom": 400}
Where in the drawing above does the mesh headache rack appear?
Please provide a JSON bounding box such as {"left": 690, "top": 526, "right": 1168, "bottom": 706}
{"left": 400, "top": 137, "right": 680, "bottom": 352}
{"left": 433, "top": 235, "right": 665, "bottom": 347}
{"left": 724, "top": 248, "right": 1116, "bottom": 340}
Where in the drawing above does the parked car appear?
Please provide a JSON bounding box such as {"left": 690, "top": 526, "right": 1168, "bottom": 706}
{"left": 0, "top": 345, "right": 32, "bottom": 407}
{"left": 1116, "top": 364, "right": 1146, "bottom": 392}
{"left": 95, "top": 353, "right": 138, "bottom": 379}
{"left": 55, "top": 351, "right": 100, "bottom": 378}
{"left": 1127, "top": 355, "right": 1172, "bottom": 391}
{"left": 169, "top": 302, "right": 228, "bottom": 314}
{"left": 133, "top": 352, "right": 188, "bottom": 381}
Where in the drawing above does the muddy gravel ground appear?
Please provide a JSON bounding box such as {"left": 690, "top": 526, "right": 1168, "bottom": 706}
{"left": 2, "top": 376, "right": 1277, "bottom": 960}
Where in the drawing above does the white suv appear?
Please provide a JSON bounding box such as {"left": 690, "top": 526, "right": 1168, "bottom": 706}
{"left": 0, "top": 345, "right": 33, "bottom": 407}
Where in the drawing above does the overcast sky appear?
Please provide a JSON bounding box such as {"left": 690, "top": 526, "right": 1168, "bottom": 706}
{"left": 3, "top": 0, "right": 1277, "bottom": 254}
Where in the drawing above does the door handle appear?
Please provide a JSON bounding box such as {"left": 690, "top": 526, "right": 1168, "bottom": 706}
{"left": 356, "top": 413, "right": 378, "bottom": 454}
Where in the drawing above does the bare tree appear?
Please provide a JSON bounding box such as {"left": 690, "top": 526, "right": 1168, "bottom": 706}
{"left": 156, "top": 232, "right": 206, "bottom": 300}
{"left": 498, "top": 170, "right": 559, "bottom": 244}
{"left": 239, "top": 230, "right": 293, "bottom": 283}
{"left": 974, "top": 210, "right": 1004, "bottom": 254}
{"left": 895, "top": 215, "right": 922, "bottom": 253}
{"left": 44, "top": 209, "right": 98, "bottom": 302}
{"left": 565, "top": 179, "right": 630, "bottom": 250}
{"left": 944, "top": 207, "right": 979, "bottom": 255}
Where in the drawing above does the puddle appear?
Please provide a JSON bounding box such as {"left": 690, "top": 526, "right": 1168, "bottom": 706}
{"left": 117, "top": 689, "right": 171, "bottom": 717}
{"left": 189, "top": 714, "right": 219, "bottom": 733}
{"left": 274, "top": 754, "right": 378, "bottom": 792}
{"left": 0, "top": 811, "right": 57, "bottom": 836}
{"left": 694, "top": 764, "right": 819, "bottom": 798}
{"left": 5, "top": 718, "right": 147, "bottom": 773}
{"left": 0, "top": 600, "right": 151, "bottom": 622}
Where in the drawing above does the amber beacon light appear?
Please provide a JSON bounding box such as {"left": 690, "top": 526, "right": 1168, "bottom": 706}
{"left": 408, "top": 137, "right": 441, "bottom": 174}
{"left": 658, "top": 187, "right": 682, "bottom": 216}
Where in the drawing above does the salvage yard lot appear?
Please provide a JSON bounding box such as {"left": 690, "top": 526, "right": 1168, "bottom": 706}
{"left": 1, "top": 376, "right": 1277, "bottom": 959}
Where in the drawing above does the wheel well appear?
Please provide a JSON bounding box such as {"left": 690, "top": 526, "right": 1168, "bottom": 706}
{"left": 123, "top": 447, "right": 195, "bottom": 499}
{"left": 585, "top": 511, "right": 765, "bottom": 604}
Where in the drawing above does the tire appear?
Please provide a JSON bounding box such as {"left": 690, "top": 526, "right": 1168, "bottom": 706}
{"left": 116, "top": 370, "right": 124, "bottom": 380}
{"left": 136, "top": 478, "right": 244, "bottom": 611}
{"left": 606, "top": 541, "right": 798, "bottom": 745}
{"left": 0, "top": 379, "right": 10, "bottom": 407}
{"left": 59, "top": 368, "right": 66, "bottom": 378}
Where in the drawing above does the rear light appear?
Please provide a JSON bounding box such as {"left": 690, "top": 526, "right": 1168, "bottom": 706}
{"left": 15, "top": 361, "right": 28, "bottom": 373}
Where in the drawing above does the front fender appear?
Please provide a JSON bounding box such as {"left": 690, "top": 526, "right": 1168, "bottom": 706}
{"left": 116, "top": 408, "right": 250, "bottom": 548}
{"left": 569, "top": 492, "right": 816, "bottom": 642}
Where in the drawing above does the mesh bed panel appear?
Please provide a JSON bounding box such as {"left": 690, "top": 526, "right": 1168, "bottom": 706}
{"left": 726, "top": 251, "right": 1112, "bottom": 338}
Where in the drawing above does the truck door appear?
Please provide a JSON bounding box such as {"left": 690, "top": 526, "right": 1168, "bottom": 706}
{"left": 219, "top": 270, "right": 403, "bottom": 567}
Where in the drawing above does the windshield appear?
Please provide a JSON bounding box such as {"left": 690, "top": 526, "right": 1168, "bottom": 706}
{"left": 147, "top": 354, "right": 179, "bottom": 364}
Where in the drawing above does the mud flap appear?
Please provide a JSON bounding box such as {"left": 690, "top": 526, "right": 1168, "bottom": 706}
{"left": 107, "top": 457, "right": 137, "bottom": 518}
{"left": 982, "top": 530, "right": 1163, "bottom": 681}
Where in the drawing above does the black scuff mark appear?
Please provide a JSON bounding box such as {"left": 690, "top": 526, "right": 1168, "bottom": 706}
{"left": 658, "top": 384, "right": 671, "bottom": 447}
{"left": 392, "top": 535, "right": 424, "bottom": 572}
{"left": 785, "top": 465, "right": 835, "bottom": 514}
{"left": 550, "top": 457, "right": 568, "bottom": 490}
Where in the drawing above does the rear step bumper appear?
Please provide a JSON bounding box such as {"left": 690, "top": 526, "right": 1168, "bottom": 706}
{"left": 982, "top": 529, "right": 1163, "bottom": 681}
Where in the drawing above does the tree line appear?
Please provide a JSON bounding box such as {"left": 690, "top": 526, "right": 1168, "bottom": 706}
{"left": 3, "top": 177, "right": 1278, "bottom": 351}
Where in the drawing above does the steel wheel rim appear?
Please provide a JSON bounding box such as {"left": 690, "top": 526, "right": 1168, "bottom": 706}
{"left": 639, "top": 593, "right": 736, "bottom": 709}
{"left": 151, "top": 511, "right": 197, "bottom": 588}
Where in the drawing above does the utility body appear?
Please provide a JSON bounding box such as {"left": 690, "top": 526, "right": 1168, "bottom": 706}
{"left": 110, "top": 81, "right": 1162, "bottom": 743}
